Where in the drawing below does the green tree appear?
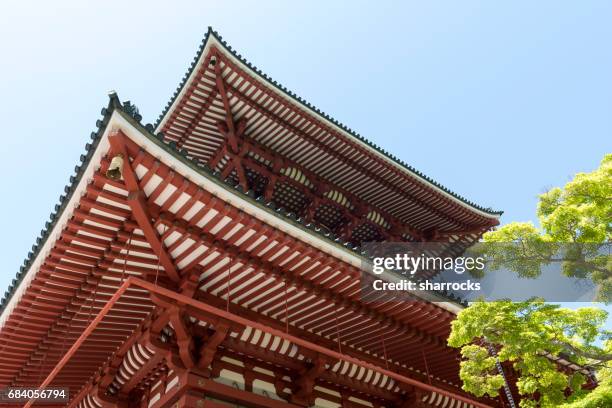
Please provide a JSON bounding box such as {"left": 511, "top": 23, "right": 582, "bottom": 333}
{"left": 448, "top": 300, "right": 612, "bottom": 407}
{"left": 478, "top": 153, "right": 611, "bottom": 300}
{"left": 450, "top": 154, "right": 612, "bottom": 406}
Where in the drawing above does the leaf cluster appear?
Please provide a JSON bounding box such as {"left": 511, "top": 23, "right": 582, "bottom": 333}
{"left": 479, "top": 154, "right": 612, "bottom": 300}
{"left": 449, "top": 301, "right": 612, "bottom": 407}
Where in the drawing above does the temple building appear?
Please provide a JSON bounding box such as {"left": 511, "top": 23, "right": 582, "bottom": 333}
{"left": 0, "top": 28, "right": 506, "bottom": 408}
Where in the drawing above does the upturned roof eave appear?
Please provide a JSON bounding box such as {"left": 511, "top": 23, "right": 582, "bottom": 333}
{"left": 154, "top": 27, "right": 503, "bottom": 219}
{"left": 0, "top": 93, "right": 469, "bottom": 324}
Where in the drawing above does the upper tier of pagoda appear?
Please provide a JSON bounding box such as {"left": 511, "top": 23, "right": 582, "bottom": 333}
{"left": 155, "top": 28, "right": 501, "bottom": 248}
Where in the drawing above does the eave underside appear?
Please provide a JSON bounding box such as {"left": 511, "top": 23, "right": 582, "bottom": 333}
{"left": 157, "top": 41, "right": 499, "bottom": 243}
{"left": 0, "top": 117, "right": 499, "bottom": 408}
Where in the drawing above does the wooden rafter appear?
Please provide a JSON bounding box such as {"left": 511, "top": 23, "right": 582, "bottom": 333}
{"left": 28, "top": 277, "right": 494, "bottom": 408}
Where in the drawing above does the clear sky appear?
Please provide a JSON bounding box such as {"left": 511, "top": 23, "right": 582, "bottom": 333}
{"left": 0, "top": 1, "right": 610, "bottom": 319}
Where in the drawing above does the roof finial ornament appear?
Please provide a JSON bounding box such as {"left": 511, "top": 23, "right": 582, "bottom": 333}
{"left": 107, "top": 89, "right": 121, "bottom": 109}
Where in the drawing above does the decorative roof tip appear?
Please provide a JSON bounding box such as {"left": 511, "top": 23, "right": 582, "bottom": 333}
{"left": 107, "top": 90, "right": 122, "bottom": 110}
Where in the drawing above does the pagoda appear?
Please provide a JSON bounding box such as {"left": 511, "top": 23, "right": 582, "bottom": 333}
{"left": 0, "top": 28, "right": 505, "bottom": 408}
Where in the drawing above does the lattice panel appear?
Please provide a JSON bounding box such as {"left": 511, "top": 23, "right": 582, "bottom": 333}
{"left": 314, "top": 203, "right": 347, "bottom": 232}
{"left": 272, "top": 181, "right": 310, "bottom": 215}
{"left": 351, "top": 222, "right": 384, "bottom": 245}
{"left": 245, "top": 168, "right": 269, "bottom": 197}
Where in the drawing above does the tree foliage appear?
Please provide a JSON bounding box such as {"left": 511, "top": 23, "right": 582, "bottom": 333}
{"left": 449, "top": 301, "right": 612, "bottom": 407}
{"left": 479, "top": 154, "right": 611, "bottom": 299}
{"left": 450, "top": 154, "right": 612, "bottom": 406}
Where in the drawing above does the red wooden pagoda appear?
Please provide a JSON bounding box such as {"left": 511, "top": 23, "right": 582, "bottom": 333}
{"left": 0, "top": 28, "right": 505, "bottom": 408}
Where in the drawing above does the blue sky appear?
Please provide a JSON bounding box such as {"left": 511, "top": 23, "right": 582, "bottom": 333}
{"left": 0, "top": 1, "right": 610, "bottom": 322}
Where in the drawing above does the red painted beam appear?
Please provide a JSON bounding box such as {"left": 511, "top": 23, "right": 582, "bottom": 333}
{"left": 109, "top": 132, "right": 181, "bottom": 283}
{"left": 27, "top": 277, "right": 492, "bottom": 408}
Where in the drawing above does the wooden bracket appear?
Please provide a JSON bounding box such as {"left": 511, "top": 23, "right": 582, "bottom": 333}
{"left": 108, "top": 132, "right": 181, "bottom": 283}
{"left": 291, "top": 353, "right": 332, "bottom": 406}
{"left": 197, "top": 320, "right": 231, "bottom": 372}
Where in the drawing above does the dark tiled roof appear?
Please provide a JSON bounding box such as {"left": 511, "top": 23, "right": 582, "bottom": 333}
{"left": 155, "top": 27, "right": 502, "bottom": 217}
